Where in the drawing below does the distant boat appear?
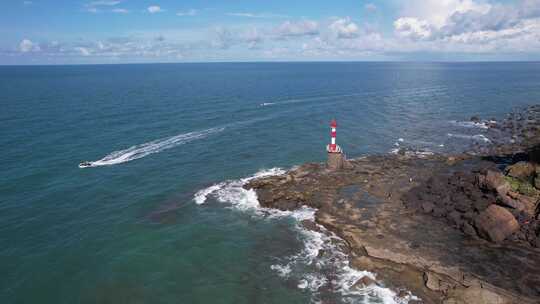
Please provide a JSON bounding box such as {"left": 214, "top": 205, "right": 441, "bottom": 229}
{"left": 79, "top": 161, "right": 92, "bottom": 168}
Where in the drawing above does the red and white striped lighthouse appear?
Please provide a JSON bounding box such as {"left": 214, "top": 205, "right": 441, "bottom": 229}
{"left": 327, "top": 119, "right": 342, "bottom": 153}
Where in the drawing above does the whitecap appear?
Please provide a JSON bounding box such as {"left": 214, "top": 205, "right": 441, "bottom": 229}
{"left": 450, "top": 120, "right": 489, "bottom": 129}
{"left": 194, "top": 183, "right": 225, "bottom": 205}
{"left": 270, "top": 264, "right": 292, "bottom": 278}
{"left": 298, "top": 274, "right": 328, "bottom": 291}
{"left": 389, "top": 148, "right": 400, "bottom": 154}
{"left": 447, "top": 133, "right": 491, "bottom": 143}
{"left": 192, "top": 167, "right": 286, "bottom": 213}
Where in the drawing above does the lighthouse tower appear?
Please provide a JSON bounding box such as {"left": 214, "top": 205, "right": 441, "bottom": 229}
{"left": 326, "top": 119, "right": 347, "bottom": 170}
{"left": 327, "top": 119, "right": 341, "bottom": 153}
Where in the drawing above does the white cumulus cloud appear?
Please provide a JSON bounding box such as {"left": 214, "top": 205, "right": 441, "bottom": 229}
{"left": 400, "top": 0, "right": 491, "bottom": 29}
{"left": 393, "top": 0, "right": 540, "bottom": 52}
{"left": 329, "top": 17, "right": 360, "bottom": 39}
{"left": 394, "top": 17, "right": 433, "bottom": 39}
{"left": 147, "top": 5, "right": 163, "bottom": 14}
{"left": 19, "top": 39, "right": 40, "bottom": 53}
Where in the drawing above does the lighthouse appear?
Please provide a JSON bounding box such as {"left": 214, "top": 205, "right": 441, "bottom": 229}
{"left": 326, "top": 119, "right": 347, "bottom": 170}
{"left": 327, "top": 119, "right": 341, "bottom": 153}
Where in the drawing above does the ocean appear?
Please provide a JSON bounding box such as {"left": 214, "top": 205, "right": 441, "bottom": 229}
{"left": 1, "top": 62, "right": 540, "bottom": 303}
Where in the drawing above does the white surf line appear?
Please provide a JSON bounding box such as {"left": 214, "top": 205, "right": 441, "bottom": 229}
{"left": 194, "top": 168, "right": 420, "bottom": 303}
{"left": 449, "top": 120, "right": 490, "bottom": 129}
{"left": 193, "top": 168, "right": 286, "bottom": 210}
{"left": 447, "top": 133, "right": 491, "bottom": 143}
{"left": 82, "top": 127, "right": 225, "bottom": 168}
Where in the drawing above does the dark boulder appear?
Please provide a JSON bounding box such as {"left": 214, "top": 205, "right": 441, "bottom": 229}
{"left": 448, "top": 211, "right": 462, "bottom": 227}
{"left": 300, "top": 220, "right": 321, "bottom": 232}
{"left": 472, "top": 198, "right": 491, "bottom": 212}
{"left": 455, "top": 201, "right": 471, "bottom": 213}
{"left": 535, "top": 165, "right": 540, "bottom": 189}
{"left": 433, "top": 207, "right": 446, "bottom": 217}
{"left": 421, "top": 201, "right": 434, "bottom": 213}
{"left": 462, "top": 222, "right": 478, "bottom": 237}
{"left": 528, "top": 144, "right": 540, "bottom": 163}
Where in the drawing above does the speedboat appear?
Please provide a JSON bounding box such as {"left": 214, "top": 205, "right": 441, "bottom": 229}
{"left": 79, "top": 161, "right": 92, "bottom": 168}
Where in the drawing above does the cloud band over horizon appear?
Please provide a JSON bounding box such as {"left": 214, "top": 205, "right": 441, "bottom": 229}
{"left": 3, "top": 0, "right": 540, "bottom": 64}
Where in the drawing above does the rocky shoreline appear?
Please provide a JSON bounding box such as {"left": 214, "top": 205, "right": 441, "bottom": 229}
{"left": 245, "top": 105, "right": 540, "bottom": 303}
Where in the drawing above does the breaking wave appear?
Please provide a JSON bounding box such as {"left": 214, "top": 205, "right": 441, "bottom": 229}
{"left": 273, "top": 219, "right": 418, "bottom": 304}
{"left": 447, "top": 133, "right": 491, "bottom": 143}
{"left": 193, "top": 168, "right": 286, "bottom": 213}
{"left": 194, "top": 168, "right": 419, "bottom": 303}
{"left": 82, "top": 127, "right": 225, "bottom": 168}
{"left": 449, "top": 120, "right": 492, "bottom": 129}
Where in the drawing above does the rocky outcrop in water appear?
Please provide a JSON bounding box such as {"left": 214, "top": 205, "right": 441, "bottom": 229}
{"left": 245, "top": 105, "right": 540, "bottom": 303}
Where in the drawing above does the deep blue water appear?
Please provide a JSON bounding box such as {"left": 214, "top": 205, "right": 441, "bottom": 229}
{"left": 1, "top": 62, "right": 540, "bottom": 304}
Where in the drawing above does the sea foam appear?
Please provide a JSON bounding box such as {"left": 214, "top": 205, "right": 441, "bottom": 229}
{"left": 447, "top": 133, "right": 491, "bottom": 143}
{"left": 194, "top": 168, "right": 419, "bottom": 303}
{"left": 450, "top": 120, "right": 490, "bottom": 129}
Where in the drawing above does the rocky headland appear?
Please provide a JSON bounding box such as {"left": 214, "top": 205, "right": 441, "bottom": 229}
{"left": 245, "top": 105, "right": 540, "bottom": 303}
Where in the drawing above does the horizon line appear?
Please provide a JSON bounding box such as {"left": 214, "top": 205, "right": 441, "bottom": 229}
{"left": 2, "top": 59, "right": 540, "bottom": 67}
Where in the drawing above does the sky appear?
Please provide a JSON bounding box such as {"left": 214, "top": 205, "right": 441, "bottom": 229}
{"left": 2, "top": 0, "right": 540, "bottom": 64}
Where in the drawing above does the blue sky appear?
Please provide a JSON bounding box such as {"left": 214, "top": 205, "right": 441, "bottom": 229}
{"left": 2, "top": 0, "right": 540, "bottom": 64}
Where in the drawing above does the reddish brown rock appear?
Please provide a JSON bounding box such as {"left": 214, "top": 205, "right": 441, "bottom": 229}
{"left": 506, "top": 162, "right": 535, "bottom": 182}
{"left": 474, "top": 205, "right": 519, "bottom": 243}
{"left": 507, "top": 191, "right": 537, "bottom": 215}
{"left": 482, "top": 170, "right": 511, "bottom": 196}
{"left": 352, "top": 275, "right": 377, "bottom": 289}
{"left": 498, "top": 193, "right": 525, "bottom": 211}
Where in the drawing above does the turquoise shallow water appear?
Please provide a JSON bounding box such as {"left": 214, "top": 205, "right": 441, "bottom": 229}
{"left": 1, "top": 62, "right": 540, "bottom": 303}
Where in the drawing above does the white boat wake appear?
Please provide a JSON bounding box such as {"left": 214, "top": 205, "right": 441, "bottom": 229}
{"left": 80, "top": 127, "right": 224, "bottom": 168}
